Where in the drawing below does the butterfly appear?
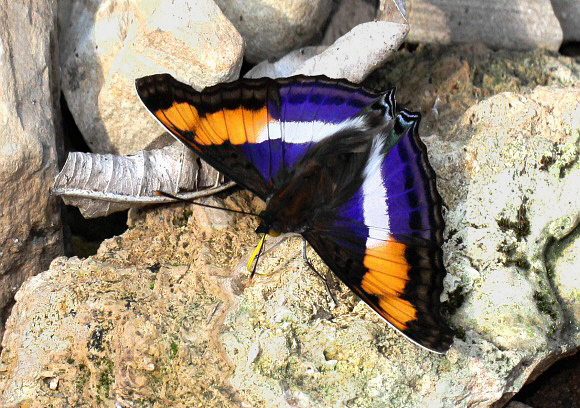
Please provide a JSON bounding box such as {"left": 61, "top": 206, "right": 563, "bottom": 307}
{"left": 135, "top": 74, "right": 454, "bottom": 353}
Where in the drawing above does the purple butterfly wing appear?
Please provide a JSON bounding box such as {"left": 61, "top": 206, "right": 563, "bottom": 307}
{"left": 135, "top": 74, "right": 377, "bottom": 199}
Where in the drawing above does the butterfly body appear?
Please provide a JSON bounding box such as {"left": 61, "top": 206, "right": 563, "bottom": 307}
{"left": 257, "top": 96, "right": 397, "bottom": 237}
{"left": 136, "top": 73, "right": 454, "bottom": 353}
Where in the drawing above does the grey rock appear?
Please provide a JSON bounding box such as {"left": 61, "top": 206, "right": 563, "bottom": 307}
{"left": 246, "top": 21, "right": 409, "bottom": 82}
{"left": 293, "top": 21, "right": 409, "bottom": 83}
{"left": 320, "top": 0, "right": 377, "bottom": 46}
{"left": 0, "top": 0, "right": 63, "bottom": 343}
{"left": 505, "top": 402, "right": 534, "bottom": 408}
{"left": 214, "top": 0, "right": 333, "bottom": 64}
{"left": 407, "top": 0, "right": 563, "bottom": 51}
{"left": 245, "top": 46, "right": 326, "bottom": 79}
{"left": 246, "top": 0, "right": 409, "bottom": 82}
{"left": 59, "top": 0, "right": 243, "bottom": 154}
{"left": 551, "top": 0, "right": 580, "bottom": 42}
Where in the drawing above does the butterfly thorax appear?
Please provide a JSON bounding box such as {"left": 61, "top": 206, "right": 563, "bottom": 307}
{"left": 256, "top": 100, "right": 402, "bottom": 237}
{"left": 256, "top": 133, "right": 383, "bottom": 236}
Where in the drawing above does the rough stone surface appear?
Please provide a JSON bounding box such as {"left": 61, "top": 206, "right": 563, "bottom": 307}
{"left": 59, "top": 0, "right": 243, "bottom": 154}
{"left": 551, "top": 0, "right": 580, "bottom": 42}
{"left": 214, "top": 0, "right": 333, "bottom": 64}
{"left": 1, "top": 46, "right": 580, "bottom": 407}
{"left": 246, "top": 21, "right": 409, "bottom": 83}
{"left": 320, "top": 0, "right": 377, "bottom": 46}
{"left": 245, "top": 1, "right": 408, "bottom": 83}
{"left": 245, "top": 46, "right": 326, "bottom": 79}
{"left": 0, "top": 1, "right": 63, "bottom": 342}
{"left": 293, "top": 21, "right": 409, "bottom": 83}
{"left": 407, "top": 0, "right": 563, "bottom": 51}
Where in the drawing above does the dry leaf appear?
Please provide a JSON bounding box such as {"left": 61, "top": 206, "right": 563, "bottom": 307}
{"left": 52, "top": 141, "right": 234, "bottom": 218}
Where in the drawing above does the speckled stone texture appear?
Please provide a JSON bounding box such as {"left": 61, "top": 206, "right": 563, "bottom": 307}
{"left": 1, "top": 45, "right": 579, "bottom": 407}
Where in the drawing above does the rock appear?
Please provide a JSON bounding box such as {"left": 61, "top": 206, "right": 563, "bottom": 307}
{"left": 506, "top": 402, "right": 534, "bottom": 408}
{"left": 0, "top": 1, "right": 63, "bottom": 342}
{"left": 59, "top": 0, "right": 243, "bottom": 154}
{"left": 293, "top": 21, "right": 409, "bottom": 83}
{"left": 319, "top": 0, "right": 377, "bottom": 46}
{"left": 1, "top": 45, "right": 580, "bottom": 407}
{"left": 245, "top": 46, "right": 326, "bottom": 79}
{"left": 214, "top": 0, "right": 333, "bottom": 64}
{"left": 245, "top": 0, "right": 409, "bottom": 82}
{"left": 551, "top": 0, "right": 580, "bottom": 42}
{"left": 407, "top": 0, "right": 563, "bottom": 51}
{"left": 443, "top": 86, "right": 580, "bottom": 351}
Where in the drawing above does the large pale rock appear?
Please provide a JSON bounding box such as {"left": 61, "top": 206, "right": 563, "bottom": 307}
{"left": 407, "top": 0, "right": 563, "bottom": 51}
{"left": 0, "top": 1, "right": 63, "bottom": 341}
{"left": 293, "top": 21, "right": 409, "bottom": 83}
{"left": 246, "top": 21, "right": 409, "bottom": 83}
{"left": 551, "top": 0, "right": 580, "bottom": 42}
{"left": 59, "top": 0, "right": 243, "bottom": 154}
{"left": 320, "top": 0, "right": 377, "bottom": 46}
{"left": 1, "top": 46, "right": 580, "bottom": 407}
{"left": 214, "top": 0, "right": 333, "bottom": 64}
{"left": 246, "top": 0, "right": 408, "bottom": 82}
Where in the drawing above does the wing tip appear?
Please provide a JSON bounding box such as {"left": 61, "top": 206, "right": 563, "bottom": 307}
{"left": 402, "top": 321, "right": 455, "bottom": 354}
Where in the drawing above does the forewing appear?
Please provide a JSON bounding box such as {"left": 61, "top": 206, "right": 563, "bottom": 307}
{"left": 135, "top": 74, "right": 378, "bottom": 199}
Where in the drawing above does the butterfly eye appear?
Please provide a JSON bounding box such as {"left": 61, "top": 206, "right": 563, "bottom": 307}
{"left": 269, "top": 229, "right": 281, "bottom": 237}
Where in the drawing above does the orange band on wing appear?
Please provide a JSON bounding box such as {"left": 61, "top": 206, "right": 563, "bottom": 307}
{"left": 378, "top": 296, "right": 416, "bottom": 330}
{"left": 158, "top": 102, "right": 273, "bottom": 147}
{"left": 361, "top": 238, "right": 415, "bottom": 330}
{"left": 363, "top": 239, "right": 409, "bottom": 280}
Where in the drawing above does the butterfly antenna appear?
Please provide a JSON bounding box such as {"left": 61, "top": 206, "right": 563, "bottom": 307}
{"left": 302, "top": 239, "right": 338, "bottom": 305}
{"left": 155, "top": 190, "right": 262, "bottom": 218}
{"left": 247, "top": 233, "right": 267, "bottom": 278}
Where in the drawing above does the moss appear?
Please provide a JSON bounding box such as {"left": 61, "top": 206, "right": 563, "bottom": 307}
{"left": 96, "top": 358, "right": 114, "bottom": 400}
{"left": 505, "top": 257, "right": 531, "bottom": 270}
{"left": 442, "top": 286, "right": 465, "bottom": 316}
{"left": 148, "top": 278, "right": 155, "bottom": 290}
{"left": 168, "top": 341, "right": 179, "bottom": 359}
{"left": 497, "top": 198, "right": 530, "bottom": 241}
{"left": 497, "top": 239, "right": 517, "bottom": 254}
{"left": 454, "top": 326, "right": 466, "bottom": 341}
{"left": 75, "top": 363, "right": 90, "bottom": 393}
{"left": 533, "top": 291, "right": 558, "bottom": 320}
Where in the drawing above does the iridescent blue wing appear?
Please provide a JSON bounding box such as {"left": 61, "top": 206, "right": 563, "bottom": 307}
{"left": 135, "top": 74, "right": 378, "bottom": 200}
{"left": 304, "top": 111, "right": 453, "bottom": 353}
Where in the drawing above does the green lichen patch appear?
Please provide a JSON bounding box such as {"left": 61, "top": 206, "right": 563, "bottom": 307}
{"left": 168, "top": 340, "right": 179, "bottom": 359}
{"left": 497, "top": 198, "right": 530, "bottom": 241}
{"left": 533, "top": 291, "right": 558, "bottom": 320}
{"left": 443, "top": 286, "right": 466, "bottom": 316}
{"left": 96, "top": 358, "right": 114, "bottom": 401}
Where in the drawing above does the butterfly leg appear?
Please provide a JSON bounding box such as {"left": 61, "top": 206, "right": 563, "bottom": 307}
{"left": 302, "top": 239, "right": 338, "bottom": 305}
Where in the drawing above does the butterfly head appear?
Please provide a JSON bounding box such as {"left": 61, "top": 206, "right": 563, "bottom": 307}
{"left": 254, "top": 216, "right": 282, "bottom": 237}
